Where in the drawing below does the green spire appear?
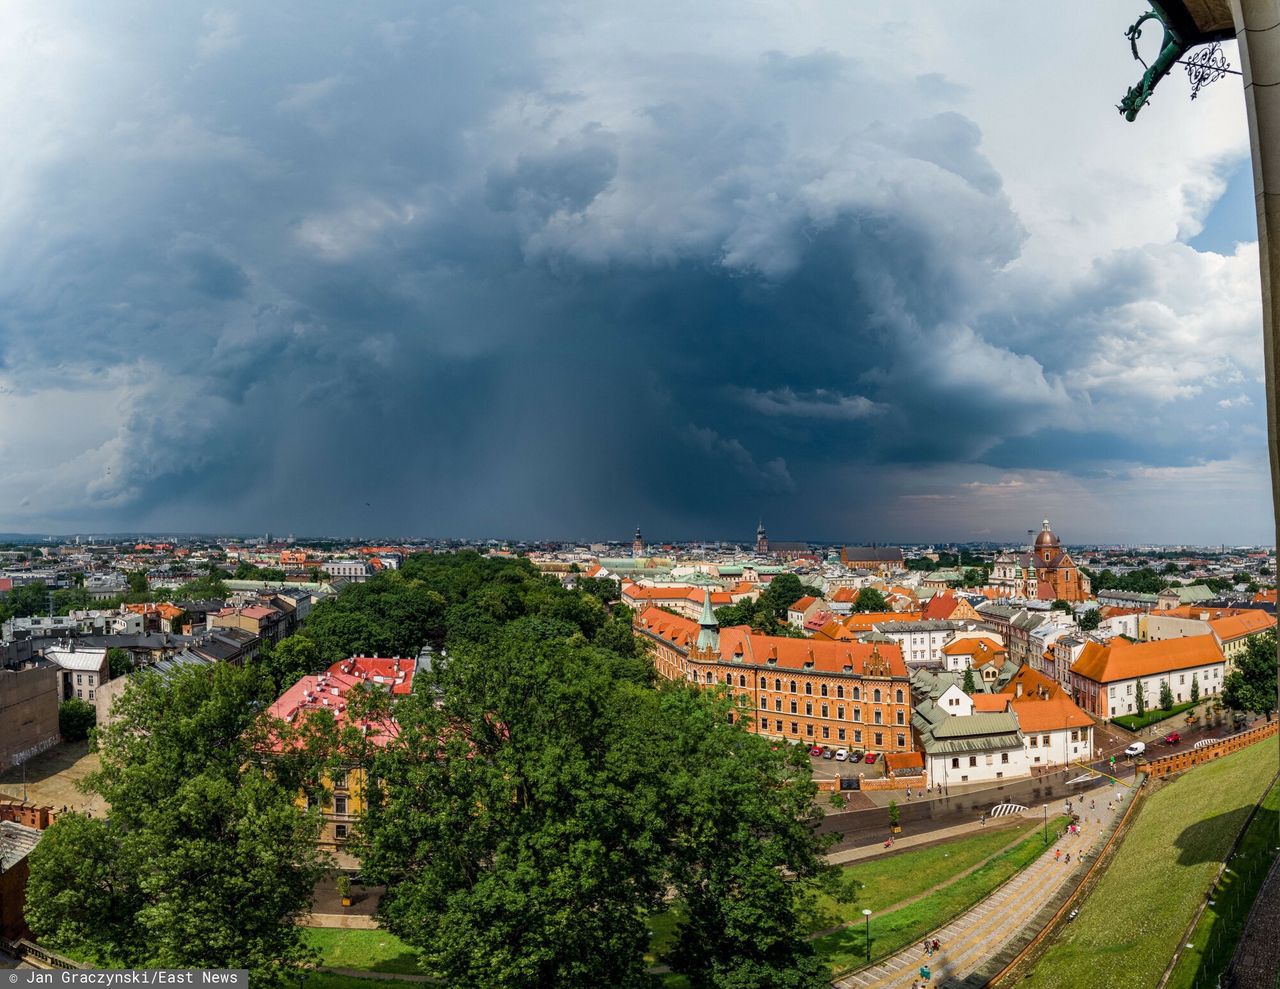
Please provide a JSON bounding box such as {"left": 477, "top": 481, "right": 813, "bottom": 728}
{"left": 697, "top": 588, "right": 719, "bottom": 651}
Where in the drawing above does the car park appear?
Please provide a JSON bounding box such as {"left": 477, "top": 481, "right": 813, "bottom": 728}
{"left": 834, "top": 748, "right": 849, "bottom": 761}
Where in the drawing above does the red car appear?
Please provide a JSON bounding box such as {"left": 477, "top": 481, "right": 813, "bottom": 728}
{"left": 864, "top": 751, "right": 879, "bottom": 764}
{"left": 1164, "top": 731, "right": 1181, "bottom": 745}
{"left": 809, "top": 745, "right": 824, "bottom": 757}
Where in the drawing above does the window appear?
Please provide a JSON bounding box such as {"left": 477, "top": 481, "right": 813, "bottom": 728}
{"left": 853, "top": 687, "right": 861, "bottom": 700}
{"left": 88, "top": 690, "right": 94, "bottom": 700}
{"left": 896, "top": 711, "right": 905, "bottom": 725}
{"left": 838, "top": 728, "right": 846, "bottom": 740}
{"left": 874, "top": 732, "right": 883, "bottom": 746}
{"left": 790, "top": 700, "right": 797, "bottom": 714}
{"left": 874, "top": 710, "right": 883, "bottom": 725}
{"left": 775, "top": 678, "right": 781, "bottom": 691}
{"left": 791, "top": 722, "right": 799, "bottom": 735}
{"left": 76, "top": 689, "right": 82, "bottom": 698}
{"left": 1179, "top": 674, "right": 1185, "bottom": 685}
{"left": 968, "top": 756, "right": 977, "bottom": 768}
{"left": 837, "top": 705, "right": 845, "bottom": 720}
{"left": 1041, "top": 735, "right": 1050, "bottom": 746}
{"left": 334, "top": 796, "right": 347, "bottom": 815}
{"left": 87, "top": 675, "right": 95, "bottom": 686}
{"left": 873, "top": 689, "right": 882, "bottom": 703}
{"left": 759, "top": 676, "right": 767, "bottom": 688}
{"left": 895, "top": 689, "right": 904, "bottom": 703}
{"left": 821, "top": 683, "right": 828, "bottom": 697}
{"left": 806, "top": 724, "right": 814, "bottom": 737}
{"left": 789, "top": 680, "right": 797, "bottom": 693}
{"left": 805, "top": 682, "right": 813, "bottom": 695}
{"left": 1109, "top": 685, "right": 1116, "bottom": 697}
{"left": 985, "top": 754, "right": 993, "bottom": 765}
{"left": 822, "top": 726, "right": 830, "bottom": 739}
{"left": 706, "top": 672, "right": 714, "bottom": 684}
{"left": 1001, "top": 752, "right": 1009, "bottom": 764}
{"left": 854, "top": 729, "right": 863, "bottom": 743}
{"left": 775, "top": 698, "right": 782, "bottom": 711}
{"left": 76, "top": 674, "right": 83, "bottom": 685}
{"left": 738, "top": 674, "right": 746, "bottom": 687}
{"left": 951, "top": 757, "right": 960, "bottom": 769}
{"left": 854, "top": 706, "right": 862, "bottom": 722}
{"left": 334, "top": 824, "right": 347, "bottom": 840}
{"left": 821, "top": 704, "right": 829, "bottom": 718}
{"left": 1070, "top": 730, "right": 1079, "bottom": 742}
{"left": 805, "top": 702, "right": 813, "bottom": 716}
{"left": 837, "top": 685, "right": 845, "bottom": 698}
{"left": 724, "top": 673, "right": 731, "bottom": 685}
{"left": 1029, "top": 736, "right": 1038, "bottom": 748}
{"left": 760, "top": 697, "right": 767, "bottom": 709}
{"left": 896, "top": 733, "right": 905, "bottom": 747}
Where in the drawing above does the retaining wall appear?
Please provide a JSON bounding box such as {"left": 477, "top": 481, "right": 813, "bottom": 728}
{"left": 1145, "top": 721, "right": 1277, "bottom": 780}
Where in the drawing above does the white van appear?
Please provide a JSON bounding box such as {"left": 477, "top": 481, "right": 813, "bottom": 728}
{"left": 1124, "top": 741, "right": 1146, "bottom": 758}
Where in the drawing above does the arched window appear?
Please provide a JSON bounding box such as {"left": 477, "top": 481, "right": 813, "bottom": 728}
{"left": 805, "top": 682, "right": 813, "bottom": 695}
{"left": 837, "top": 685, "right": 845, "bottom": 698}
{"left": 724, "top": 673, "right": 731, "bottom": 685}
{"left": 789, "top": 680, "right": 797, "bottom": 693}
{"left": 897, "top": 733, "right": 905, "bottom": 747}
{"left": 873, "top": 688, "right": 882, "bottom": 703}
{"left": 760, "top": 697, "right": 767, "bottom": 709}
{"left": 739, "top": 674, "right": 746, "bottom": 687}
{"left": 774, "top": 678, "right": 782, "bottom": 691}
{"left": 805, "top": 702, "right": 812, "bottom": 715}
{"left": 820, "top": 684, "right": 828, "bottom": 697}
{"left": 895, "top": 689, "right": 904, "bottom": 703}
{"left": 853, "top": 687, "right": 861, "bottom": 700}
{"left": 759, "top": 675, "right": 767, "bottom": 688}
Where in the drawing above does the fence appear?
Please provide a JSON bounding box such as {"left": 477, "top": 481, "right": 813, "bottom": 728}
{"left": 1145, "top": 721, "right": 1277, "bottom": 780}
{"left": 0, "top": 936, "right": 84, "bottom": 970}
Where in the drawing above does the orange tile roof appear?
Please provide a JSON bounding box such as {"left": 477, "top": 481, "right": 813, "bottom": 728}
{"left": 842, "top": 611, "right": 920, "bottom": 632}
{"left": 830, "top": 587, "right": 860, "bottom": 603}
{"left": 789, "top": 596, "right": 819, "bottom": 611}
{"left": 1071, "top": 635, "right": 1223, "bottom": 684}
{"left": 970, "top": 694, "right": 1011, "bottom": 713}
{"left": 637, "top": 606, "right": 907, "bottom": 677}
{"left": 266, "top": 656, "right": 415, "bottom": 751}
{"left": 1208, "top": 610, "right": 1276, "bottom": 642}
{"left": 1253, "top": 589, "right": 1277, "bottom": 604}
{"left": 940, "top": 636, "right": 1004, "bottom": 657}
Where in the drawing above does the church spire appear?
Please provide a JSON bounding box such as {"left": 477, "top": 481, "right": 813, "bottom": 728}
{"left": 696, "top": 587, "right": 719, "bottom": 652}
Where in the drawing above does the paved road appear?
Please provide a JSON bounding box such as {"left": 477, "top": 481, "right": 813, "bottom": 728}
{"left": 818, "top": 764, "right": 1130, "bottom": 854}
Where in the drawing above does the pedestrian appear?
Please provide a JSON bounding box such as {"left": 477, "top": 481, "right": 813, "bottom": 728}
{"left": 907, "top": 787, "right": 912, "bottom": 800}
{"left": 922, "top": 941, "right": 929, "bottom": 958}
{"left": 1055, "top": 848, "right": 1061, "bottom": 861}
{"left": 932, "top": 938, "right": 940, "bottom": 954}
{"left": 1065, "top": 853, "right": 1071, "bottom": 865}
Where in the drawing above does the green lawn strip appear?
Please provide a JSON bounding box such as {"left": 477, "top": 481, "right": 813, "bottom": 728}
{"left": 304, "top": 927, "right": 423, "bottom": 976}
{"left": 806, "top": 819, "right": 1040, "bottom": 932}
{"left": 303, "top": 972, "right": 421, "bottom": 989}
{"left": 817, "top": 816, "right": 1071, "bottom": 976}
{"left": 1111, "top": 700, "right": 1198, "bottom": 732}
{"left": 1018, "top": 737, "right": 1279, "bottom": 989}
{"left": 1166, "top": 778, "right": 1280, "bottom": 989}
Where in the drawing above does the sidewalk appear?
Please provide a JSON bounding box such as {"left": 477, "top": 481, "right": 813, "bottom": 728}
{"left": 833, "top": 786, "right": 1136, "bottom": 989}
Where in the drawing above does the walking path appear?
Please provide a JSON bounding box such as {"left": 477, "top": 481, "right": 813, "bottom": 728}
{"left": 1224, "top": 854, "right": 1280, "bottom": 988}
{"left": 833, "top": 787, "right": 1135, "bottom": 989}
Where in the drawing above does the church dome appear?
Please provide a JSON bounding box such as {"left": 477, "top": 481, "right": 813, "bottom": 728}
{"left": 1034, "top": 519, "right": 1060, "bottom": 549}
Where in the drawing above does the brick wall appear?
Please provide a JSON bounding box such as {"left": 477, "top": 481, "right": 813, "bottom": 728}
{"left": 0, "top": 802, "right": 56, "bottom": 830}
{"left": 1145, "top": 720, "right": 1277, "bottom": 780}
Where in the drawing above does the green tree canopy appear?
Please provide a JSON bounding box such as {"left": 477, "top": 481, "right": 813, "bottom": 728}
{"left": 26, "top": 663, "right": 325, "bottom": 985}
{"left": 106, "top": 648, "right": 133, "bottom": 680}
{"left": 1079, "top": 609, "right": 1101, "bottom": 631}
{"left": 1223, "top": 630, "right": 1277, "bottom": 719}
{"left": 58, "top": 699, "right": 96, "bottom": 742}
{"left": 851, "top": 587, "right": 888, "bottom": 613}
{"left": 1159, "top": 679, "right": 1174, "bottom": 711}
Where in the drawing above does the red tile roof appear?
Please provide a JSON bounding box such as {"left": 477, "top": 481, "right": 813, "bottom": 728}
{"left": 266, "top": 656, "right": 416, "bottom": 751}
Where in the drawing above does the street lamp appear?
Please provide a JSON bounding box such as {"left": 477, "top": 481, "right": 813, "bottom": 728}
{"left": 863, "top": 909, "right": 872, "bottom": 963}
{"left": 1043, "top": 803, "right": 1048, "bottom": 845}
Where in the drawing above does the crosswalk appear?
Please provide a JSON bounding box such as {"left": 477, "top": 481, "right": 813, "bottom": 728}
{"left": 987, "top": 803, "right": 1027, "bottom": 818}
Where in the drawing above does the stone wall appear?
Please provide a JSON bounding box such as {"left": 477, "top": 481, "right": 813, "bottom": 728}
{"left": 0, "top": 663, "right": 59, "bottom": 773}
{"left": 1144, "top": 720, "right": 1277, "bottom": 780}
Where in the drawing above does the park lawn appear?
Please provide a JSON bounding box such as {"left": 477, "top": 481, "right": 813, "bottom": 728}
{"left": 1166, "top": 779, "right": 1280, "bottom": 989}
{"left": 815, "top": 817, "right": 1070, "bottom": 976}
{"left": 304, "top": 927, "right": 423, "bottom": 976}
{"left": 303, "top": 973, "right": 424, "bottom": 989}
{"left": 806, "top": 818, "right": 1041, "bottom": 930}
{"left": 1111, "top": 699, "right": 1197, "bottom": 732}
{"left": 1018, "top": 737, "right": 1279, "bottom": 989}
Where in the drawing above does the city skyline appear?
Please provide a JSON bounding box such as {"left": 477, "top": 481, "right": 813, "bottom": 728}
{"left": 0, "top": 3, "right": 1267, "bottom": 544}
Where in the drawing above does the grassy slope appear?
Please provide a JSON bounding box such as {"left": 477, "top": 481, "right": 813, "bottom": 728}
{"left": 1018, "top": 738, "right": 1278, "bottom": 989}
{"left": 304, "top": 928, "right": 423, "bottom": 976}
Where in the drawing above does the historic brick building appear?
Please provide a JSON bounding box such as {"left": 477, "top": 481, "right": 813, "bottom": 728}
{"left": 990, "top": 519, "right": 1092, "bottom": 603}
{"left": 634, "top": 593, "right": 915, "bottom": 753}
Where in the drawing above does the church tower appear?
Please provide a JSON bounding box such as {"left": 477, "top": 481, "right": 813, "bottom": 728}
{"left": 696, "top": 588, "right": 720, "bottom": 654}
{"left": 632, "top": 526, "right": 644, "bottom": 558}
{"left": 755, "top": 519, "right": 768, "bottom": 555}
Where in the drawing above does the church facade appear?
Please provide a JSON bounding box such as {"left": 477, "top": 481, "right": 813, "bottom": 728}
{"left": 990, "top": 520, "right": 1092, "bottom": 603}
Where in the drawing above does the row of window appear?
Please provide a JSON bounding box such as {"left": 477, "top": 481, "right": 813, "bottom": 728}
{"left": 1107, "top": 667, "right": 1220, "bottom": 698}
{"left": 757, "top": 696, "right": 905, "bottom": 725}
{"left": 757, "top": 719, "right": 907, "bottom": 747}
{"left": 707, "top": 671, "right": 904, "bottom": 704}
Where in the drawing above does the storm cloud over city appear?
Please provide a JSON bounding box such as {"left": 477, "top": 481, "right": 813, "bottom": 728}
{"left": 0, "top": 2, "right": 1264, "bottom": 543}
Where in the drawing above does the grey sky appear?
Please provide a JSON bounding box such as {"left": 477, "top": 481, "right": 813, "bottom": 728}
{"left": 0, "top": 3, "right": 1266, "bottom": 545}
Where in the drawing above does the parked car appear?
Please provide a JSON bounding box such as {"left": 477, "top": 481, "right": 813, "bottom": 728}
{"left": 809, "top": 745, "right": 824, "bottom": 757}
{"left": 864, "top": 751, "right": 879, "bottom": 764}
{"left": 1124, "top": 741, "right": 1146, "bottom": 758}
{"left": 1163, "top": 731, "right": 1181, "bottom": 745}
{"left": 821, "top": 747, "right": 835, "bottom": 759}
{"left": 834, "top": 748, "right": 849, "bottom": 761}
{"left": 849, "top": 750, "right": 864, "bottom": 762}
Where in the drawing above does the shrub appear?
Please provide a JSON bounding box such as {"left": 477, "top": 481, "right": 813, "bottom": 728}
{"left": 59, "top": 698, "right": 96, "bottom": 742}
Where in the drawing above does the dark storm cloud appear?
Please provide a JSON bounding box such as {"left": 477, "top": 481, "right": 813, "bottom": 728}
{"left": 0, "top": 2, "right": 1265, "bottom": 542}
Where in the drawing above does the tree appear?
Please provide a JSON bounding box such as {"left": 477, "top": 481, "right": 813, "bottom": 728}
{"left": 1223, "top": 630, "right": 1277, "bottom": 720}
{"left": 26, "top": 663, "right": 325, "bottom": 984}
{"left": 851, "top": 587, "right": 888, "bottom": 613}
{"left": 1159, "top": 680, "right": 1174, "bottom": 712}
{"left": 107, "top": 648, "right": 133, "bottom": 680}
{"left": 1135, "top": 678, "right": 1146, "bottom": 717}
{"left": 887, "top": 800, "right": 900, "bottom": 830}
{"left": 260, "top": 634, "right": 322, "bottom": 693}
{"left": 1079, "top": 609, "right": 1101, "bottom": 631}
{"left": 59, "top": 699, "right": 96, "bottom": 742}
{"left": 1050, "top": 599, "right": 1071, "bottom": 613}
{"left": 962, "top": 668, "right": 977, "bottom": 694}
{"left": 127, "top": 570, "right": 150, "bottom": 595}
{"left": 172, "top": 574, "right": 229, "bottom": 601}
{"left": 1190, "top": 673, "right": 1200, "bottom": 705}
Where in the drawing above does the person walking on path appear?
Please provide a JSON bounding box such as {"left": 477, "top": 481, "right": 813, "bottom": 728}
{"left": 932, "top": 938, "right": 940, "bottom": 954}
{"left": 1055, "top": 848, "right": 1061, "bottom": 861}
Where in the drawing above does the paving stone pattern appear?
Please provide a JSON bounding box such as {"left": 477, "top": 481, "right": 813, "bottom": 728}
{"left": 833, "top": 789, "right": 1135, "bottom": 989}
{"left": 1224, "top": 854, "right": 1280, "bottom": 989}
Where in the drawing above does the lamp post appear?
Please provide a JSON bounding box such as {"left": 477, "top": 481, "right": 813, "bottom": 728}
{"left": 863, "top": 909, "right": 872, "bottom": 963}
{"left": 1043, "top": 803, "right": 1048, "bottom": 845}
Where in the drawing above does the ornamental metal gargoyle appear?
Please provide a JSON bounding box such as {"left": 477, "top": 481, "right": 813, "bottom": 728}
{"left": 1117, "top": 8, "right": 1189, "bottom": 121}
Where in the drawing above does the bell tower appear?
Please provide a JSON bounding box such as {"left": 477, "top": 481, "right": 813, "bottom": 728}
{"left": 755, "top": 519, "right": 768, "bottom": 555}
{"left": 632, "top": 526, "right": 644, "bottom": 558}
